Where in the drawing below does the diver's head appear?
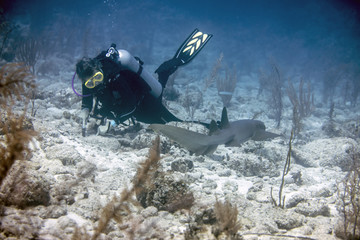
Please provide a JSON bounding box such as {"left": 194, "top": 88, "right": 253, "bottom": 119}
{"left": 76, "top": 57, "right": 104, "bottom": 89}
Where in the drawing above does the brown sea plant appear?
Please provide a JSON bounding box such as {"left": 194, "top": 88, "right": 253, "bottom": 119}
{"left": 16, "top": 38, "right": 41, "bottom": 74}
{"left": 0, "top": 63, "right": 36, "bottom": 186}
{"left": 203, "top": 52, "right": 238, "bottom": 107}
{"left": 212, "top": 198, "right": 242, "bottom": 239}
{"left": 184, "top": 198, "right": 242, "bottom": 239}
{"left": 322, "top": 65, "right": 344, "bottom": 104}
{"left": 336, "top": 148, "right": 360, "bottom": 239}
{"left": 163, "top": 69, "right": 180, "bottom": 101}
{"left": 217, "top": 65, "right": 237, "bottom": 107}
{"left": 85, "top": 136, "right": 162, "bottom": 240}
{"left": 286, "top": 78, "right": 314, "bottom": 136}
{"left": 182, "top": 86, "right": 203, "bottom": 121}
{"left": 271, "top": 129, "right": 294, "bottom": 209}
{"left": 204, "top": 52, "right": 223, "bottom": 91}
{"left": 259, "top": 63, "right": 283, "bottom": 128}
{"left": 0, "top": 10, "right": 17, "bottom": 59}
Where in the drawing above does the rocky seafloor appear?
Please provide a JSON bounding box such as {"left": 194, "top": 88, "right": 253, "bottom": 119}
{"left": 1, "top": 69, "right": 359, "bottom": 240}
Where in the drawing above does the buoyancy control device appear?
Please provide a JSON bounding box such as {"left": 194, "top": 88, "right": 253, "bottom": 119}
{"left": 108, "top": 46, "right": 162, "bottom": 98}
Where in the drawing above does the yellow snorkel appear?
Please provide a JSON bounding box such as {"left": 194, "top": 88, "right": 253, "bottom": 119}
{"left": 84, "top": 71, "right": 104, "bottom": 89}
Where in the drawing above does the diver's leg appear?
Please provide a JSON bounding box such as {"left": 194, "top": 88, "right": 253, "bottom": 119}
{"left": 134, "top": 96, "right": 182, "bottom": 124}
{"left": 155, "top": 58, "right": 181, "bottom": 88}
{"left": 155, "top": 29, "right": 212, "bottom": 88}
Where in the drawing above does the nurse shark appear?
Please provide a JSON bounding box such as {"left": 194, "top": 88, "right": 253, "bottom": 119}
{"left": 149, "top": 108, "right": 281, "bottom": 155}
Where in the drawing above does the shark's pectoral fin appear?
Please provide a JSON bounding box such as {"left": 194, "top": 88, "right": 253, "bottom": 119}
{"left": 225, "top": 139, "right": 241, "bottom": 147}
{"left": 252, "top": 130, "right": 281, "bottom": 141}
{"left": 196, "top": 144, "right": 218, "bottom": 155}
{"left": 208, "top": 120, "right": 219, "bottom": 136}
{"left": 225, "top": 134, "right": 252, "bottom": 146}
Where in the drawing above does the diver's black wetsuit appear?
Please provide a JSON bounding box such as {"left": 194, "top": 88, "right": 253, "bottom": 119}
{"left": 81, "top": 51, "right": 182, "bottom": 125}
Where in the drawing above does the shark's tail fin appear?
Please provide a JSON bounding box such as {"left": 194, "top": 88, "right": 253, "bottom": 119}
{"left": 149, "top": 124, "right": 218, "bottom": 155}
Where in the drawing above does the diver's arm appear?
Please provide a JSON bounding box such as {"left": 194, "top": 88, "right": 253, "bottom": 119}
{"left": 80, "top": 85, "right": 92, "bottom": 137}
{"left": 81, "top": 84, "right": 93, "bottom": 110}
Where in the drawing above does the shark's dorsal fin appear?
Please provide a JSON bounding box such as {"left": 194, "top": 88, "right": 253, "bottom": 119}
{"left": 220, "top": 107, "right": 230, "bottom": 129}
{"left": 209, "top": 120, "right": 219, "bottom": 135}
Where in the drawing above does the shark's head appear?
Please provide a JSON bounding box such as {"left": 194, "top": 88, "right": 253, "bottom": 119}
{"left": 251, "top": 120, "right": 281, "bottom": 141}
{"left": 254, "top": 120, "right": 266, "bottom": 131}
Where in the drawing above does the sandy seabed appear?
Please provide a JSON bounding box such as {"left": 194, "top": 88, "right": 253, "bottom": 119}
{"left": 1, "top": 66, "right": 359, "bottom": 240}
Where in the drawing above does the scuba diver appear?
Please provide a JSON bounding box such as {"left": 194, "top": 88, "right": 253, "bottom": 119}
{"left": 73, "top": 29, "right": 212, "bottom": 136}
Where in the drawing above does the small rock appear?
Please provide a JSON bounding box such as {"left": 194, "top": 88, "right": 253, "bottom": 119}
{"left": 247, "top": 181, "right": 264, "bottom": 201}
{"left": 84, "top": 135, "right": 121, "bottom": 152}
{"left": 295, "top": 202, "right": 330, "bottom": 217}
{"left": 0, "top": 163, "right": 51, "bottom": 208}
{"left": 117, "top": 137, "right": 132, "bottom": 147}
{"left": 108, "top": 231, "right": 125, "bottom": 239}
{"left": 187, "top": 171, "right": 203, "bottom": 182}
{"left": 158, "top": 210, "right": 174, "bottom": 221}
{"left": 171, "top": 159, "right": 194, "bottom": 173}
{"left": 63, "top": 111, "right": 71, "bottom": 119}
{"left": 226, "top": 154, "right": 279, "bottom": 177}
{"left": 194, "top": 156, "right": 205, "bottom": 163}
{"left": 314, "top": 187, "right": 333, "bottom": 198}
{"left": 58, "top": 215, "right": 77, "bottom": 230}
{"left": 141, "top": 206, "right": 158, "bottom": 218}
{"left": 76, "top": 161, "right": 97, "bottom": 179}
{"left": 48, "top": 107, "right": 63, "bottom": 119}
{"left": 40, "top": 205, "right": 67, "bottom": 219}
{"left": 203, "top": 180, "right": 217, "bottom": 190}
{"left": 274, "top": 211, "right": 304, "bottom": 230}
{"left": 248, "top": 181, "right": 264, "bottom": 192}
{"left": 294, "top": 138, "right": 359, "bottom": 171}
{"left": 45, "top": 144, "right": 83, "bottom": 166}
{"left": 292, "top": 148, "right": 317, "bottom": 167}
{"left": 286, "top": 194, "right": 306, "bottom": 208}
{"left": 223, "top": 181, "right": 238, "bottom": 192}
{"left": 246, "top": 192, "right": 256, "bottom": 200}
{"left": 218, "top": 169, "right": 232, "bottom": 177}
{"left": 0, "top": 209, "right": 43, "bottom": 238}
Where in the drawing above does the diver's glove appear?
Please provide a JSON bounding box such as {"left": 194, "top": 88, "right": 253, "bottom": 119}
{"left": 80, "top": 108, "right": 90, "bottom": 137}
{"left": 97, "top": 120, "right": 116, "bottom": 135}
{"left": 97, "top": 122, "right": 110, "bottom": 135}
{"left": 110, "top": 120, "right": 117, "bottom": 128}
{"left": 155, "top": 58, "right": 182, "bottom": 87}
{"left": 80, "top": 108, "right": 90, "bottom": 122}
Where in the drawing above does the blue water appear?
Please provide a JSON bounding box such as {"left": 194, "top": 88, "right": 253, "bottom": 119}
{"left": 2, "top": 0, "right": 360, "bottom": 106}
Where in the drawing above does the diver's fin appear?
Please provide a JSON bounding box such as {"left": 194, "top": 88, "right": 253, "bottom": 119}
{"left": 155, "top": 28, "right": 212, "bottom": 87}
{"left": 173, "top": 28, "right": 212, "bottom": 66}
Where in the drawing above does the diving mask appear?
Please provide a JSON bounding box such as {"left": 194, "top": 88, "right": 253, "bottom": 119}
{"left": 84, "top": 71, "right": 104, "bottom": 89}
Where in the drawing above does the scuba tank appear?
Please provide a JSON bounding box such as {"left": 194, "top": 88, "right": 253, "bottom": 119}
{"left": 107, "top": 46, "right": 162, "bottom": 98}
